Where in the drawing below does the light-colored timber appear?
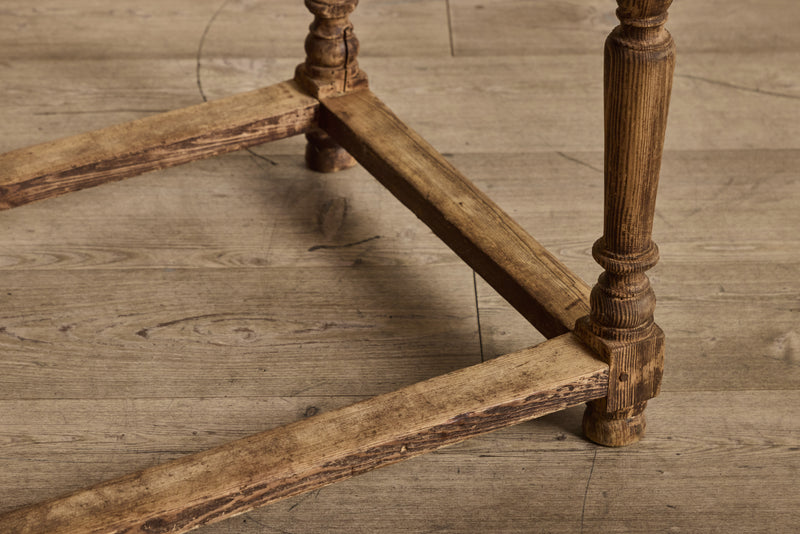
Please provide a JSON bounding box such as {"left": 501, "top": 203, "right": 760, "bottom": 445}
{"left": 0, "top": 80, "right": 318, "bottom": 210}
{"left": 0, "top": 333, "right": 607, "bottom": 534}
{"left": 575, "top": 0, "right": 675, "bottom": 446}
{"left": 319, "top": 89, "right": 591, "bottom": 338}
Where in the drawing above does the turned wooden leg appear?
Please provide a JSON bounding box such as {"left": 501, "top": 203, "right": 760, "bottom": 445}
{"left": 575, "top": 0, "right": 675, "bottom": 446}
{"left": 296, "top": 0, "right": 369, "bottom": 173}
{"left": 305, "top": 127, "right": 356, "bottom": 172}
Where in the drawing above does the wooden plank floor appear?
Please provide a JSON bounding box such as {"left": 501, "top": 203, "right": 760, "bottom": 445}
{"left": 1, "top": 1, "right": 798, "bottom": 532}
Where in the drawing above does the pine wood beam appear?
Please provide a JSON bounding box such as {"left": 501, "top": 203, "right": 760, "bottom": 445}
{"left": 0, "top": 80, "right": 318, "bottom": 210}
{"left": 319, "top": 90, "right": 591, "bottom": 338}
{"left": 0, "top": 333, "right": 607, "bottom": 534}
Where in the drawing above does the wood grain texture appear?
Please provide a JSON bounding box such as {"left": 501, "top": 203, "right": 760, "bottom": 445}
{"left": 449, "top": 147, "right": 800, "bottom": 391}
{"left": 3, "top": 52, "right": 797, "bottom": 157}
{"left": 0, "top": 0, "right": 452, "bottom": 61}
{"left": 0, "top": 264, "right": 481, "bottom": 400}
{"left": 3, "top": 392, "right": 797, "bottom": 534}
{"left": 0, "top": 334, "right": 608, "bottom": 533}
{"left": 575, "top": 0, "right": 675, "bottom": 446}
{"left": 448, "top": 0, "right": 800, "bottom": 56}
{"left": 320, "top": 90, "right": 591, "bottom": 338}
{"left": 0, "top": 0, "right": 797, "bottom": 532}
{"left": 0, "top": 80, "right": 317, "bottom": 210}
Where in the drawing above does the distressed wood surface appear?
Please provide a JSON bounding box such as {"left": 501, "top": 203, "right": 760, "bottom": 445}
{"left": 574, "top": 0, "right": 674, "bottom": 445}
{"left": 1, "top": 391, "right": 796, "bottom": 534}
{"left": 0, "top": 80, "right": 317, "bottom": 210}
{"left": 467, "top": 151, "right": 800, "bottom": 395}
{"left": 0, "top": 0, "right": 798, "bottom": 533}
{"left": 295, "top": 0, "right": 366, "bottom": 171}
{"left": 0, "top": 262, "right": 483, "bottom": 400}
{"left": 4, "top": 0, "right": 794, "bottom": 61}
{"left": 0, "top": 0, "right": 452, "bottom": 61}
{"left": 320, "top": 90, "right": 590, "bottom": 338}
{"left": 448, "top": 0, "right": 800, "bottom": 56}
{"left": 0, "top": 334, "right": 607, "bottom": 533}
{"left": 294, "top": 0, "right": 368, "bottom": 99}
{"left": 2, "top": 52, "right": 798, "bottom": 156}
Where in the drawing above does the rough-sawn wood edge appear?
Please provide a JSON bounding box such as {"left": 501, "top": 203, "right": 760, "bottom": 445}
{"left": 319, "top": 89, "right": 591, "bottom": 338}
{"left": 0, "top": 80, "right": 318, "bottom": 210}
{"left": 0, "top": 333, "right": 607, "bottom": 534}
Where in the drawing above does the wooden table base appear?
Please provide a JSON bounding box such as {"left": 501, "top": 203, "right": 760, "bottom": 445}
{"left": 0, "top": 0, "right": 675, "bottom": 532}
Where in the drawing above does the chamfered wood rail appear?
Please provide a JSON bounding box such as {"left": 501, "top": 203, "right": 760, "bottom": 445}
{"left": 0, "top": 0, "right": 675, "bottom": 531}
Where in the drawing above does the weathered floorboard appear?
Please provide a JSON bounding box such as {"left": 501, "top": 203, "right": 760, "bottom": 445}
{"left": 0, "top": 333, "right": 607, "bottom": 534}
{"left": 0, "top": 0, "right": 451, "bottom": 62}
{"left": 320, "top": 90, "right": 591, "bottom": 338}
{"left": 0, "top": 264, "right": 482, "bottom": 401}
{"left": 448, "top": 0, "right": 800, "bottom": 56}
{"left": 0, "top": 80, "right": 317, "bottom": 210}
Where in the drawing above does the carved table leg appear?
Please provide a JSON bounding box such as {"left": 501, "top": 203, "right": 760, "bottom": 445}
{"left": 305, "top": 128, "right": 356, "bottom": 173}
{"left": 296, "top": 0, "right": 369, "bottom": 173}
{"left": 575, "top": 0, "right": 675, "bottom": 446}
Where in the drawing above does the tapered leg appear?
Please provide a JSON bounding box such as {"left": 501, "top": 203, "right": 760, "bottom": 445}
{"left": 296, "top": 0, "right": 369, "bottom": 172}
{"left": 576, "top": 0, "right": 675, "bottom": 446}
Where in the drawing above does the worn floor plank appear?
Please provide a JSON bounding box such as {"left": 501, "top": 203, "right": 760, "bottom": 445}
{"left": 0, "top": 264, "right": 481, "bottom": 400}
{"left": 0, "top": 0, "right": 450, "bottom": 61}
{"left": 3, "top": 52, "right": 799, "bottom": 157}
{"left": 321, "top": 90, "right": 590, "bottom": 337}
{"left": 449, "top": 0, "right": 800, "bottom": 56}
{"left": 0, "top": 81, "right": 317, "bottom": 209}
{"left": 0, "top": 396, "right": 366, "bottom": 512}
{"left": 183, "top": 390, "right": 796, "bottom": 534}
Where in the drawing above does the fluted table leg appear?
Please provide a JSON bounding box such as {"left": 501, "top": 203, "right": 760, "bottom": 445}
{"left": 576, "top": 0, "right": 675, "bottom": 447}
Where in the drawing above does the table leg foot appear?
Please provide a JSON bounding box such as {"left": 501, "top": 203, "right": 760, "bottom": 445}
{"left": 583, "top": 399, "right": 646, "bottom": 447}
{"left": 306, "top": 128, "right": 357, "bottom": 172}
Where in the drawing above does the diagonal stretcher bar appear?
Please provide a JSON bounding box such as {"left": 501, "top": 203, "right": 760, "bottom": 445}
{"left": 0, "top": 335, "right": 607, "bottom": 533}
{"left": 319, "top": 90, "right": 591, "bottom": 338}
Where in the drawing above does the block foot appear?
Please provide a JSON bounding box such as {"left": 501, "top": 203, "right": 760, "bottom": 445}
{"left": 582, "top": 399, "right": 646, "bottom": 447}
{"left": 305, "top": 129, "right": 357, "bottom": 173}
